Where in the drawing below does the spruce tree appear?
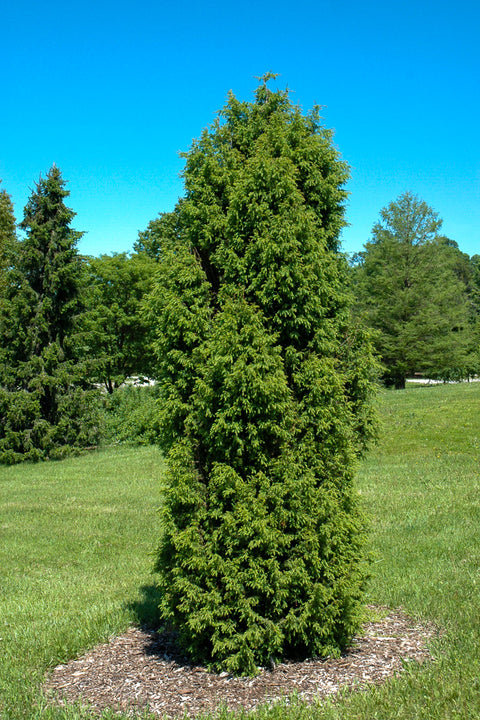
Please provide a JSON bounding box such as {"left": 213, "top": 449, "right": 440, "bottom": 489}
{"left": 0, "top": 166, "right": 100, "bottom": 464}
{"left": 0, "top": 181, "right": 17, "bottom": 298}
{"left": 148, "top": 77, "right": 378, "bottom": 674}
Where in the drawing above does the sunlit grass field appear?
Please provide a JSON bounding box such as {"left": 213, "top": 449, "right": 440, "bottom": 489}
{"left": 0, "top": 446, "right": 164, "bottom": 719}
{"left": 1, "top": 382, "right": 480, "bottom": 719}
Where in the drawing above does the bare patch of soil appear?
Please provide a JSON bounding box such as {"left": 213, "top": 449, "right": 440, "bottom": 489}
{"left": 45, "top": 609, "right": 438, "bottom": 718}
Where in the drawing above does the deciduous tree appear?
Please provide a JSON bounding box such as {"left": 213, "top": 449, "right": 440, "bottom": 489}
{"left": 353, "top": 192, "right": 472, "bottom": 388}
{"left": 83, "top": 252, "right": 156, "bottom": 393}
{"left": 133, "top": 210, "right": 179, "bottom": 260}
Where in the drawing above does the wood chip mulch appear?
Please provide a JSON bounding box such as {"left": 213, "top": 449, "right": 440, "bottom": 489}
{"left": 44, "top": 609, "right": 439, "bottom": 718}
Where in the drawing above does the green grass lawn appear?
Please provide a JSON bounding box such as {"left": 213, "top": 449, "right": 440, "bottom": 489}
{"left": 1, "top": 382, "right": 480, "bottom": 719}
{"left": 0, "top": 445, "right": 164, "bottom": 719}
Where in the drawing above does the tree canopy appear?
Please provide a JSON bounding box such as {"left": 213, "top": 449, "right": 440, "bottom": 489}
{"left": 133, "top": 210, "right": 179, "bottom": 260}
{"left": 82, "top": 251, "right": 156, "bottom": 393}
{"left": 148, "top": 77, "right": 378, "bottom": 674}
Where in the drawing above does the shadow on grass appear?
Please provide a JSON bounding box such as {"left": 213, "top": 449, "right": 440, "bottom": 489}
{"left": 125, "top": 584, "right": 195, "bottom": 665}
{"left": 126, "top": 584, "right": 163, "bottom": 629}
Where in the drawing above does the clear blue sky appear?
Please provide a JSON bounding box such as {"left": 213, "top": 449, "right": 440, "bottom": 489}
{"left": 2, "top": 0, "right": 479, "bottom": 258}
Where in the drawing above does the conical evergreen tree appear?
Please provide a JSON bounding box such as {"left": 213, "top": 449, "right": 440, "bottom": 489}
{"left": 0, "top": 181, "right": 17, "bottom": 299}
{"left": 148, "top": 77, "right": 378, "bottom": 674}
{"left": 0, "top": 166, "right": 100, "bottom": 464}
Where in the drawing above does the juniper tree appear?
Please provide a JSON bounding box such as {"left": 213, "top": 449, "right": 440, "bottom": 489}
{"left": 0, "top": 166, "right": 100, "bottom": 463}
{"left": 148, "top": 76, "right": 378, "bottom": 674}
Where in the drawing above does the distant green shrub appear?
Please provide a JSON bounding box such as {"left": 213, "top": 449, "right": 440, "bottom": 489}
{"left": 101, "top": 384, "right": 161, "bottom": 446}
{"left": 0, "top": 386, "right": 101, "bottom": 464}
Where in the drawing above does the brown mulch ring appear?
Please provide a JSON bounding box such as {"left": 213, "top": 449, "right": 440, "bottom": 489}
{"left": 45, "top": 609, "right": 439, "bottom": 719}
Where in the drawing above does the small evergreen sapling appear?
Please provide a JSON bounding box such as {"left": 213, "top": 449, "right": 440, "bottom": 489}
{"left": 149, "top": 77, "right": 377, "bottom": 674}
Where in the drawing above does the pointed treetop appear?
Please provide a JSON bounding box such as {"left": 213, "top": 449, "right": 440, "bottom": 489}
{"left": 253, "top": 72, "right": 282, "bottom": 104}
{"left": 0, "top": 181, "right": 17, "bottom": 274}
{"left": 254, "top": 71, "right": 280, "bottom": 85}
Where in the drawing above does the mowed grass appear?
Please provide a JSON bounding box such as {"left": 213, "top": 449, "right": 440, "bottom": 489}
{"left": 0, "top": 446, "right": 164, "bottom": 719}
{"left": 342, "top": 381, "right": 480, "bottom": 719}
{"left": 1, "top": 382, "right": 480, "bottom": 719}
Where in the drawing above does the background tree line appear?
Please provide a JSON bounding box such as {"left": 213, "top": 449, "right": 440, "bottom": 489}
{"left": 0, "top": 169, "right": 158, "bottom": 463}
{"left": 1, "top": 172, "right": 479, "bottom": 465}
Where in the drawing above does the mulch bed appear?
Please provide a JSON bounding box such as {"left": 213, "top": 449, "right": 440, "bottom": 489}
{"left": 44, "top": 609, "right": 438, "bottom": 718}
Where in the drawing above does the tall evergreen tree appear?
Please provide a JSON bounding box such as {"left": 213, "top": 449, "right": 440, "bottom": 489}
{"left": 0, "top": 181, "right": 17, "bottom": 298}
{"left": 353, "top": 192, "right": 472, "bottom": 388}
{"left": 0, "top": 166, "right": 100, "bottom": 464}
{"left": 148, "top": 77, "right": 378, "bottom": 674}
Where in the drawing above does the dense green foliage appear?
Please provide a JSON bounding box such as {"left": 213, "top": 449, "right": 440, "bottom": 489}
{"left": 0, "top": 167, "right": 100, "bottom": 463}
{"left": 100, "top": 383, "right": 161, "bottom": 446}
{"left": 133, "top": 210, "right": 179, "bottom": 260}
{"left": 82, "top": 252, "right": 157, "bottom": 392}
{"left": 471, "top": 254, "right": 480, "bottom": 313}
{"left": 468, "top": 253, "right": 480, "bottom": 364}
{"left": 352, "top": 192, "right": 474, "bottom": 388}
{"left": 148, "top": 78, "right": 378, "bottom": 674}
{"left": 0, "top": 181, "right": 17, "bottom": 297}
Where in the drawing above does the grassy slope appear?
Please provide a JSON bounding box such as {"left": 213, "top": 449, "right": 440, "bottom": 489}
{"left": 1, "top": 383, "right": 480, "bottom": 719}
